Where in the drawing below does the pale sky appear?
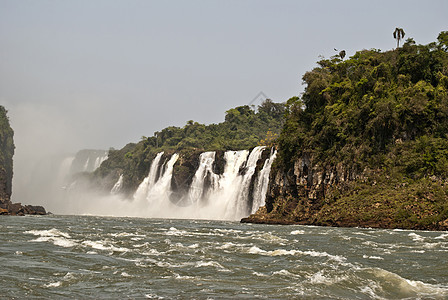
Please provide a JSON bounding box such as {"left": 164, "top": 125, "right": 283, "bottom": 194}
{"left": 1, "top": 0, "right": 447, "bottom": 187}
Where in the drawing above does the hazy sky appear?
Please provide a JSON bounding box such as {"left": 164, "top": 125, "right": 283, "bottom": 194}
{"left": 1, "top": 0, "right": 447, "bottom": 159}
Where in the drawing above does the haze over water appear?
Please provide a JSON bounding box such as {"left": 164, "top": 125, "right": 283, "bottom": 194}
{"left": 1, "top": 214, "right": 447, "bottom": 299}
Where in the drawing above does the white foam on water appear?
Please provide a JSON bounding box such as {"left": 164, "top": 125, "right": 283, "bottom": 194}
{"left": 250, "top": 232, "right": 288, "bottom": 244}
{"left": 369, "top": 268, "right": 448, "bottom": 297}
{"left": 142, "top": 249, "right": 162, "bottom": 256}
{"left": 268, "top": 249, "right": 298, "bottom": 256}
{"left": 156, "top": 261, "right": 194, "bottom": 269}
{"left": 308, "top": 270, "right": 348, "bottom": 285}
{"left": 247, "top": 246, "right": 266, "bottom": 255}
{"left": 435, "top": 233, "right": 448, "bottom": 240}
{"left": 145, "top": 293, "right": 165, "bottom": 299}
{"left": 363, "top": 255, "right": 384, "bottom": 260}
{"left": 188, "top": 243, "right": 199, "bottom": 249}
{"left": 213, "top": 228, "right": 244, "bottom": 234}
{"left": 253, "top": 271, "right": 268, "bottom": 277}
{"left": 244, "top": 245, "right": 347, "bottom": 262}
{"left": 31, "top": 236, "right": 78, "bottom": 248}
{"left": 25, "top": 228, "right": 71, "bottom": 239}
{"left": 422, "top": 241, "right": 445, "bottom": 249}
{"left": 411, "top": 250, "right": 426, "bottom": 253}
{"left": 291, "top": 230, "right": 305, "bottom": 235}
{"left": 195, "top": 260, "right": 229, "bottom": 272}
{"left": 133, "top": 242, "right": 150, "bottom": 248}
{"left": 15, "top": 251, "right": 23, "bottom": 255}
{"left": 121, "top": 272, "right": 132, "bottom": 277}
{"left": 44, "top": 281, "right": 62, "bottom": 288}
{"left": 409, "top": 232, "right": 425, "bottom": 242}
{"left": 359, "top": 285, "right": 382, "bottom": 299}
{"left": 173, "top": 273, "right": 195, "bottom": 280}
{"left": 110, "top": 232, "right": 145, "bottom": 238}
{"left": 216, "top": 242, "right": 240, "bottom": 250}
{"left": 165, "top": 227, "right": 190, "bottom": 236}
{"left": 81, "top": 240, "right": 129, "bottom": 252}
{"left": 25, "top": 228, "right": 79, "bottom": 248}
{"left": 272, "top": 269, "right": 296, "bottom": 277}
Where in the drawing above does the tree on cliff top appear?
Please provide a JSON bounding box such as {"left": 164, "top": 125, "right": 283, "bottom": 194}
{"left": 277, "top": 32, "right": 448, "bottom": 179}
{"left": 394, "top": 27, "right": 405, "bottom": 48}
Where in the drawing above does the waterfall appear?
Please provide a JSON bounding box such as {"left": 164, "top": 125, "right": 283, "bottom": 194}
{"left": 70, "top": 150, "right": 109, "bottom": 174}
{"left": 147, "top": 153, "right": 179, "bottom": 204}
{"left": 93, "top": 153, "right": 108, "bottom": 171}
{"left": 110, "top": 174, "right": 124, "bottom": 195}
{"left": 187, "top": 152, "right": 217, "bottom": 206}
{"left": 99, "top": 147, "right": 277, "bottom": 220}
{"left": 83, "top": 157, "right": 90, "bottom": 172}
{"left": 233, "top": 146, "right": 265, "bottom": 218}
{"left": 251, "top": 149, "right": 277, "bottom": 214}
{"left": 133, "top": 152, "right": 164, "bottom": 201}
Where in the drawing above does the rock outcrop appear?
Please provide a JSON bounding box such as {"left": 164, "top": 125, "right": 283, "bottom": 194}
{"left": 0, "top": 106, "right": 46, "bottom": 216}
{"left": 242, "top": 153, "right": 448, "bottom": 231}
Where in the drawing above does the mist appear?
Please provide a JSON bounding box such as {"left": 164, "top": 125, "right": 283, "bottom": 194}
{"left": 1, "top": 0, "right": 446, "bottom": 213}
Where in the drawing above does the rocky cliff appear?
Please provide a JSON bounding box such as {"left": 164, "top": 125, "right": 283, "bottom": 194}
{"left": 0, "top": 106, "right": 46, "bottom": 215}
{"left": 242, "top": 34, "right": 448, "bottom": 230}
{"left": 242, "top": 154, "right": 448, "bottom": 230}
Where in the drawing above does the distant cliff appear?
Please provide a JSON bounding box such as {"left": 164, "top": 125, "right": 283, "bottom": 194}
{"left": 0, "top": 106, "right": 14, "bottom": 203}
{"left": 243, "top": 33, "right": 448, "bottom": 230}
{"left": 89, "top": 100, "right": 284, "bottom": 197}
{"left": 0, "top": 106, "right": 46, "bottom": 215}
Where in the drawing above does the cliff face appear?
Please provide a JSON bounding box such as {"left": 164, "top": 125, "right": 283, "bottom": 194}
{"left": 0, "top": 106, "right": 14, "bottom": 204}
{"left": 0, "top": 106, "right": 46, "bottom": 215}
{"left": 242, "top": 153, "right": 448, "bottom": 230}
{"left": 242, "top": 35, "right": 448, "bottom": 230}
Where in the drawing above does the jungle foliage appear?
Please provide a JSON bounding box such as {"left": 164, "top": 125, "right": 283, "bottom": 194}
{"left": 95, "top": 100, "right": 285, "bottom": 193}
{"left": 277, "top": 32, "right": 448, "bottom": 180}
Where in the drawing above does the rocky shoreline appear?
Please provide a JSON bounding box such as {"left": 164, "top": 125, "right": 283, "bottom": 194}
{"left": 240, "top": 153, "right": 448, "bottom": 231}
{"left": 0, "top": 200, "right": 46, "bottom": 216}
{"left": 241, "top": 206, "right": 448, "bottom": 231}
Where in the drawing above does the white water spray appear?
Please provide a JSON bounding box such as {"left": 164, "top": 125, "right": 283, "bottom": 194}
{"left": 133, "top": 152, "right": 164, "bottom": 201}
{"left": 233, "top": 146, "right": 265, "bottom": 218}
{"left": 147, "top": 153, "right": 179, "bottom": 205}
{"left": 251, "top": 149, "right": 277, "bottom": 213}
{"left": 110, "top": 174, "right": 124, "bottom": 195}
{"left": 187, "top": 152, "right": 218, "bottom": 206}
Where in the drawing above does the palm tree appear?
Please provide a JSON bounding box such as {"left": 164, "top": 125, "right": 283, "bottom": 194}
{"left": 393, "top": 28, "right": 405, "bottom": 49}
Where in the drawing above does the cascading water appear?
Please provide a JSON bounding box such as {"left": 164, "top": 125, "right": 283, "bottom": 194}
{"left": 232, "top": 146, "right": 265, "bottom": 218}
{"left": 67, "top": 147, "right": 277, "bottom": 220}
{"left": 251, "top": 149, "right": 277, "bottom": 214}
{"left": 133, "top": 152, "right": 164, "bottom": 201}
{"left": 69, "top": 150, "right": 109, "bottom": 174}
{"left": 110, "top": 174, "right": 124, "bottom": 195}
{"left": 125, "top": 147, "right": 278, "bottom": 220}
{"left": 83, "top": 158, "right": 90, "bottom": 172}
{"left": 93, "top": 154, "right": 108, "bottom": 171}
{"left": 186, "top": 152, "right": 217, "bottom": 206}
{"left": 147, "top": 153, "right": 179, "bottom": 202}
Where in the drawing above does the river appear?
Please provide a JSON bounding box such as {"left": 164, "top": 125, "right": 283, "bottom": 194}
{"left": 1, "top": 215, "right": 447, "bottom": 299}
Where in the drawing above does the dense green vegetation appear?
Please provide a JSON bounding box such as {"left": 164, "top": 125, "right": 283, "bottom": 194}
{"left": 140, "top": 99, "right": 285, "bottom": 152}
{"left": 254, "top": 32, "right": 448, "bottom": 230}
{"left": 278, "top": 32, "right": 448, "bottom": 178}
{"left": 0, "top": 106, "right": 15, "bottom": 200}
{"left": 95, "top": 100, "right": 285, "bottom": 194}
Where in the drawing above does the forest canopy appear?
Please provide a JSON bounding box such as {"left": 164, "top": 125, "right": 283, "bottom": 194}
{"left": 277, "top": 32, "right": 448, "bottom": 179}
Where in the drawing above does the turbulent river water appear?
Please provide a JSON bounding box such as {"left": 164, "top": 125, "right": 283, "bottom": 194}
{"left": 1, "top": 215, "right": 447, "bottom": 299}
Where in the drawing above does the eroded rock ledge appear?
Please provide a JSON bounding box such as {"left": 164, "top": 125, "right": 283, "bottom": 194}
{"left": 241, "top": 154, "right": 448, "bottom": 231}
